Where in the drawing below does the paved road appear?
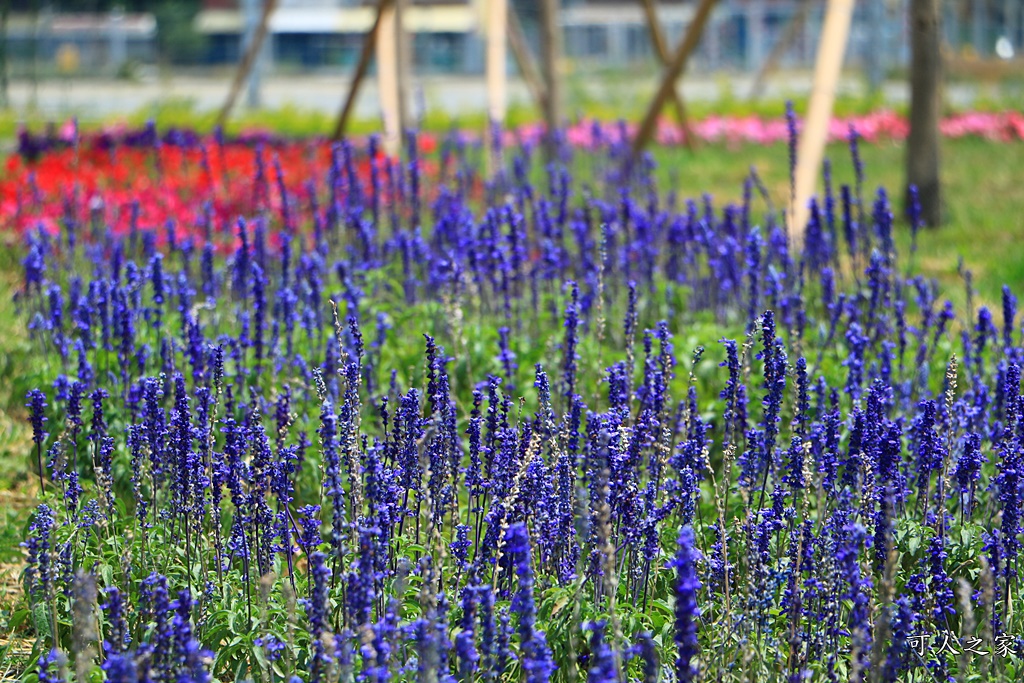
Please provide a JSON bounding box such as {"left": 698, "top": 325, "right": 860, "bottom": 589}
{"left": 3, "top": 71, "right": 993, "bottom": 122}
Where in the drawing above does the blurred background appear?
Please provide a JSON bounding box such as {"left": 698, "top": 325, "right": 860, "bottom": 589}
{"left": 0, "top": 0, "right": 1020, "bottom": 120}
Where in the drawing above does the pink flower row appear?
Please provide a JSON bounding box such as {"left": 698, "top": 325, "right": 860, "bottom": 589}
{"left": 510, "top": 110, "right": 1024, "bottom": 148}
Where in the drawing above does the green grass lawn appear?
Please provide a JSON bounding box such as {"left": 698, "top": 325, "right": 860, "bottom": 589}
{"left": 655, "top": 136, "right": 1024, "bottom": 306}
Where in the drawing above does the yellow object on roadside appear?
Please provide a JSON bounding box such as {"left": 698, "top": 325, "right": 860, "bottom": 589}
{"left": 57, "top": 43, "right": 80, "bottom": 75}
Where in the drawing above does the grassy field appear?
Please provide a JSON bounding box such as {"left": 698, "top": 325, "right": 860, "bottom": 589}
{"left": 663, "top": 136, "right": 1024, "bottom": 304}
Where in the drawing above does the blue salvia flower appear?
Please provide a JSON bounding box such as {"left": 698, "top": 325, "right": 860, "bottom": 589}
{"left": 952, "top": 432, "right": 985, "bottom": 515}
{"left": 785, "top": 101, "right": 797, "bottom": 203}
{"left": 48, "top": 283, "right": 68, "bottom": 360}
{"left": 635, "top": 632, "right": 659, "bottom": 683}
{"left": 752, "top": 311, "right": 786, "bottom": 488}
{"left": 22, "top": 503, "right": 55, "bottom": 599}
{"left": 670, "top": 526, "right": 701, "bottom": 683}
{"left": 37, "top": 649, "right": 67, "bottom": 683}
{"left": 835, "top": 522, "right": 872, "bottom": 676}
{"left": 804, "top": 199, "right": 829, "bottom": 271}
{"left": 101, "top": 586, "right": 129, "bottom": 655}
{"left": 101, "top": 653, "right": 137, "bottom": 683}
{"left": 346, "top": 525, "right": 378, "bottom": 627}
{"left": 585, "top": 620, "right": 619, "bottom": 683}
{"left": 562, "top": 281, "right": 580, "bottom": 404}
{"left": 478, "top": 583, "right": 498, "bottom": 681}
{"left": 450, "top": 524, "right": 471, "bottom": 573}
{"left": 912, "top": 400, "right": 946, "bottom": 502}
{"left": 745, "top": 229, "right": 762, "bottom": 332}
{"left": 872, "top": 188, "right": 895, "bottom": 260}
{"left": 171, "top": 589, "right": 214, "bottom": 683}
{"left": 139, "top": 573, "right": 174, "bottom": 680}
{"left": 455, "top": 581, "right": 480, "bottom": 683}
{"left": 983, "top": 531, "right": 1005, "bottom": 636}
{"left": 849, "top": 124, "right": 864, "bottom": 205}
{"left": 497, "top": 326, "right": 518, "bottom": 392}
{"left": 27, "top": 388, "right": 49, "bottom": 487}
{"left": 927, "top": 533, "right": 955, "bottom": 626}
{"left": 255, "top": 634, "right": 286, "bottom": 663}
{"left": 297, "top": 505, "right": 323, "bottom": 551}
{"left": 22, "top": 229, "right": 47, "bottom": 294}
{"left": 305, "top": 551, "right": 333, "bottom": 683}
{"left": 994, "top": 427, "right": 1023, "bottom": 570}
{"left": 89, "top": 387, "right": 109, "bottom": 450}
{"left": 319, "top": 399, "right": 346, "bottom": 561}
{"left": 843, "top": 321, "right": 868, "bottom": 400}
{"left": 505, "top": 523, "right": 556, "bottom": 683}
{"left": 719, "top": 339, "right": 743, "bottom": 447}
{"left": 127, "top": 425, "right": 148, "bottom": 526}
{"left": 96, "top": 435, "right": 115, "bottom": 518}
{"left": 465, "top": 389, "right": 486, "bottom": 504}
{"left": 1002, "top": 285, "right": 1019, "bottom": 351}
{"left": 496, "top": 607, "right": 514, "bottom": 681}
{"left": 882, "top": 597, "right": 917, "bottom": 682}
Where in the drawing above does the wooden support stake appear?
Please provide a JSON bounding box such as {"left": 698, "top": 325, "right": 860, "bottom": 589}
{"left": 394, "top": 0, "right": 412, "bottom": 133}
{"left": 487, "top": 0, "right": 508, "bottom": 125}
{"left": 632, "top": 0, "right": 717, "bottom": 158}
{"left": 748, "top": 0, "right": 812, "bottom": 100}
{"left": 507, "top": 6, "right": 548, "bottom": 113}
{"left": 376, "top": 0, "right": 402, "bottom": 156}
{"left": 790, "top": 0, "right": 855, "bottom": 245}
{"left": 332, "top": 0, "right": 393, "bottom": 141}
{"left": 639, "top": 0, "right": 695, "bottom": 149}
{"left": 217, "top": 0, "right": 278, "bottom": 128}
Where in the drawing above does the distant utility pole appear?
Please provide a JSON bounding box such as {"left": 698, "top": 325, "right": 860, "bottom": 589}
{"left": 242, "top": 0, "right": 271, "bottom": 109}
{"left": 864, "top": 0, "right": 885, "bottom": 92}
{"left": 109, "top": 7, "right": 126, "bottom": 76}
{"left": 907, "top": 0, "right": 942, "bottom": 226}
{"left": 971, "top": 0, "right": 985, "bottom": 56}
{"left": 1007, "top": 0, "right": 1018, "bottom": 52}
{"left": 746, "top": 0, "right": 766, "bottom": 72}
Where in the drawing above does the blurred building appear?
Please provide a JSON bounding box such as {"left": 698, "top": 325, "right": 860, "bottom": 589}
{"left": 191, "top": 0, "right": 1023, "bottom": 75}
{"left": 196, "top": 0, "right": 484, "bottom": 72}
{"left": 1, "top": 0, "right": 1020, "bottom": 77}
{"left": 5, "top": 11, "right": 156, "bottom": 73}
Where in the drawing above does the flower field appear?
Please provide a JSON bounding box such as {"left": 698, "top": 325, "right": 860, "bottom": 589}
{"left": 5, "top": 109, "right": 1024, "bottom": 683}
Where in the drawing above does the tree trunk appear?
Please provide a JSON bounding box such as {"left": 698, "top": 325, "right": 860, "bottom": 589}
{"left": 538, "top": 0, "right": 563, "bottom": 142}
{"left": 907, "top": 0, "right": 942, "bottom": 227}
